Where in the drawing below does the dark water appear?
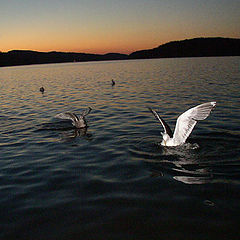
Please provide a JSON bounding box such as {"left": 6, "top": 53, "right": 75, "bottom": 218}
{"left": 0, "top": 57, "right": 240, "bottom": 240}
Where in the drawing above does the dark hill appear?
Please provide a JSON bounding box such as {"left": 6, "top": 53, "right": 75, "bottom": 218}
{"left": 129, "top": 37, "right": 240, "bottom": 59}
{"left": 0, "top": 50, "right": 128, "bottom": 67}
{"left": 1, "top": 37, "right": 240, "bottom": 67}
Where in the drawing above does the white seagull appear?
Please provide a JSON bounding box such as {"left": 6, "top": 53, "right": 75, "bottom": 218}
{"left": 55, "top": 107, "right": 92, "bottom": 128}
{"left": 148, "top": 102, "right": 216, "bottom": 146}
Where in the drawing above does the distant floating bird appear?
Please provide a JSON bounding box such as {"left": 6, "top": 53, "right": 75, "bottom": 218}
{"left": 111, "top": 79, "right": 115, "bottom": 86}
{"left": 40, "top": 87, "right": 45, "bottom": 93}
{"left": 148, "top": 102, "right": 216, "bottom": 146}
{"left": 55, "top": 107, "right": 92, "bottom": 128}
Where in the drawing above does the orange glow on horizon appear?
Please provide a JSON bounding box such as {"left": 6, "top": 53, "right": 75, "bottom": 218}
{"left": 0, "top": 35, "right": 165, "bottom": 54}
{"left": 2, "top": 32, "right": 240, "bottom": 55}
{"left": 2, "top": 33, "right": 240, "bottom": 55}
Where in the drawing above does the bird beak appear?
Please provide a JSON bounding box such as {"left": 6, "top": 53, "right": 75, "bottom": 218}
{"left": 164, "top": 140, "right": 166, "bottom": 146}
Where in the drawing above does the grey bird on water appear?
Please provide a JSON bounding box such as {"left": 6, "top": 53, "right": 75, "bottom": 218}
{"left": 55, "top": 107, "right": 92, "bottom": 128}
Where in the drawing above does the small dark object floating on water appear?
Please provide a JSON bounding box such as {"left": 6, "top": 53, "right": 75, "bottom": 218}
{"left": 40, "top": 87, "right": 45, "bottom": 93}
{"left": 111, "top": 79, "right": 115, "bottom": 86}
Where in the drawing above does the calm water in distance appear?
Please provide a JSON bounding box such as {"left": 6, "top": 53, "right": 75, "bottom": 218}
{"left": 0, "top": 57, "right": 240, "bottom": 240}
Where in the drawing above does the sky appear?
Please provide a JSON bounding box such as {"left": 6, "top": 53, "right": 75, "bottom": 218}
{"left": 1, "top": 0, "right": 240, "bottom": 54}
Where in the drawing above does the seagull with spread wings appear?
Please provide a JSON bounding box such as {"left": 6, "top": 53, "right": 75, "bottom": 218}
{"left": 55, "top": 107, "right": 92, "bottom": 128}
{"left": 148, "top": 102, "right": 216, "bottom": 146}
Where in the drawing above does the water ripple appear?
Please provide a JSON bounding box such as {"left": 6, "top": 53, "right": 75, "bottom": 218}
{"left": 1, "top": 57, "right": 240, "bottom": 239}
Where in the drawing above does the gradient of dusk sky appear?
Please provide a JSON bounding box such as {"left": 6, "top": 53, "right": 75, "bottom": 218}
{"left": 1, "top": 0, "right": 239, "bottom": 54}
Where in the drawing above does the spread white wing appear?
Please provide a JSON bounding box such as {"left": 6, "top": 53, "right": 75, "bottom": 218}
{"left": 54, "top": 112, "right": 79, "bottom": 123}
{"left": 173, "top": 102, "right": 216, "bottom": 145}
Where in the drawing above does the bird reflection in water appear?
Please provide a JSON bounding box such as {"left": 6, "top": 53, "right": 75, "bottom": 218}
{"left": 59, "top": 127, "right": 93, "bottom": 142}
{"left": 150, "top": 143, "right": 213, "bottom": 184}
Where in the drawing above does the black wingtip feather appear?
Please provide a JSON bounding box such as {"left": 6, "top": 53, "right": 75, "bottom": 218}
{"left": 147, "top": 107, "right": 173, "bottom": 138}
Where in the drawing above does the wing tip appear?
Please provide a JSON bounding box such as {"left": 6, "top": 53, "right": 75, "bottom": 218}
{"left": 146, "top": 106, "right": 151, "bottom": 110}
{"left": 147, "top": 107, "right": 159, "bottom": 118}
{"left": 211, "top": 101, "right": 216, "bottom": 107}
{"left": 147, "top": 106, "right": 154, "bottom": 113}
{"left": 54, "top": 113, "right": 62, "bottom": 118}
{"left": 210, "top": 102, "right": 216, "bottom": 110}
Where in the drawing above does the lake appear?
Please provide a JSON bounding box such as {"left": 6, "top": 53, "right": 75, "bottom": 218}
{"left": 0, "top": 57, "right": 240, "bottom": 240}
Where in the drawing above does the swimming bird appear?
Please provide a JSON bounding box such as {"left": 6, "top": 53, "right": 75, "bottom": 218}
{"left": 40, "top": 87, "right": 45, "bottom": 93}
{"left": 55, "top": 107, "right": 92, "bottom": 128}
{"left": 148, "top": 102, "right": 216, "bottom": 146}
{"left": 111, "top": 79, "right": 115, "bottom": 86}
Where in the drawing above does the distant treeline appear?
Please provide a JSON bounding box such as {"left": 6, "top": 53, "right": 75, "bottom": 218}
{"left": 1, "top": 37, "right": 240, "bottom": 67}
{"left": 0, "top": 51, "right": 128, "bottom": 67}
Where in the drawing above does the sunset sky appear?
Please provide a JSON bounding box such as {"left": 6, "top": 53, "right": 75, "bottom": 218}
{"left": 1, "top": 0, "right": 240, "bottom": 54}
